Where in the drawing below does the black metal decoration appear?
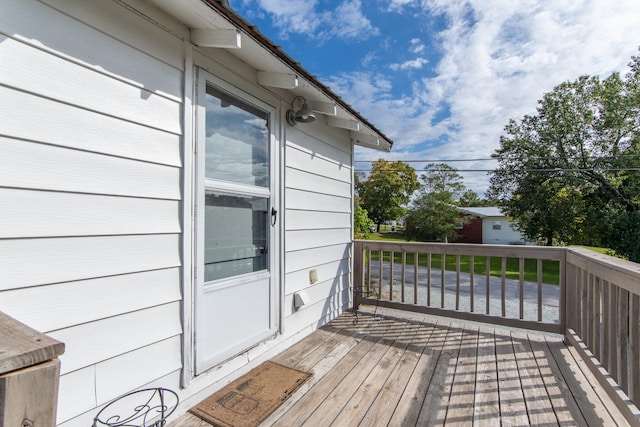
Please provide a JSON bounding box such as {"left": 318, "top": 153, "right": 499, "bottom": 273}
{"left": 92, "top": 388, "right": 179, "bottom": 427}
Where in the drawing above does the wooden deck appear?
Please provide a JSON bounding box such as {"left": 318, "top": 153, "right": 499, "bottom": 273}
{"left": 172, "top": 307, "right": 630, "bottom": 426}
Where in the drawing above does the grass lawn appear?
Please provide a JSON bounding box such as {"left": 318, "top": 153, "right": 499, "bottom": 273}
{"left": 367, "top": 230, "right": 560, "bottom": 285}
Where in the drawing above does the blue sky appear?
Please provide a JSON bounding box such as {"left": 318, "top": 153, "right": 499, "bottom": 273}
{"left": 229, "top": 0, "right": 640, "bottom": 196}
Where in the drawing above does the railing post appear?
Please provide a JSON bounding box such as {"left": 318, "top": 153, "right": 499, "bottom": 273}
{"left": 560, "top": 249, "right": 568, "bottom": 338}
{"left": 353, "top": 240, "right": 363, "bottom": 311}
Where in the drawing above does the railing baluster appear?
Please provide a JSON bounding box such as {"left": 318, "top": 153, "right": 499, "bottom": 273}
{"left": 414, "top": 252, "right": 418, "bottom": 305}
{"left": 593, "top": 276, "right": 601, "bottom": 361}
{"left": 401, "top": 252, "right": 406, "bottom": 303}
{"left": 519, "top": 257, "right": 524, "bottom": 320}
{"left": 470, "top": 255, "right": 475, "bottom": 313}
{"left": 537, "top": 258, "right": 543, "bottom": 322}
{"left": 602, "top": 279, "right": 611, "bottom": 370}
{"left": 378, "top": 250, "right": 383, "bottom": 300}
{"left": 456, "top": 254, "right": 460, "bottom": 311}
{"left": 610, "top": 282, "right": 619, "bottom": 384}
{"left": 501, "top": 257, "right": 507, "bottom": 318}
{"left": 617, "top": 287, "right": 629, "bottom": 395}
{"left": 581, "top": 269, "right": 588, "bottom": 342}
{"left": 441, "top": 254, "right": 446, "bottom": 309}
{"left": 366, "top": 249, "right": 372, "bottom": 295}
{"left": 390, "top": 251, "right": 394, "bottom": 301}
{"left": 485, "top": 256, "right": 491, "bottom": 315}
{"left": 427, "top": 253, "right": 432, "bottom": 307}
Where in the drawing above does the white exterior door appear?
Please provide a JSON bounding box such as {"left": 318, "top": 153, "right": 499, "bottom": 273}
{"left": 194, "top": 70, "right": 277, "bottom": 374}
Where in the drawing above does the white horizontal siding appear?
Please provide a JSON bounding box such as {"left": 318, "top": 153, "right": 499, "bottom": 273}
{"left": 56, "top": 366, "right": 97, "bottom": 424}
{"left": 0, "top": 189, "right": 180, "bottom": 238}
{"left": 285, "top": 229, "right": 352, "bottom": 252}
{"left": 286, "top": 210, "right": 351, "bottom": 231}
{"left": 41, "top": 0, "right": 187, "bottom": 69}
{"left": 49, "top": 302, "right": 182, "bottom": 375}
{"left": 0, "top": 234, "right": 181, "bottom": 290}
{"left": 283, "top": 288, "right": 349, "bottom": 331}
{"left": 285, "top": 188, "right": 351, "bottom": 213}
{"left": 285, "top": 244, "right": 351, "bottom": 274}
{"left": 0, "top": 87, "right": 181, "bottom": 166}
{"left": 1, "top": 0, "right": 183, "bottom": 101}
{"left": 285, "top": 144, "right": 352, "bottom": 183}
{"left": 56, "top": 337, "right": 182, "bottom": 424}
{"left": 1, "top": 36, "right": 181, "bottom": 134}
{"left": 286, "top": 167, "right": 351, "bottom": 196}
{"left": 0, "top": 268, "right": 181, "bottom": 332}
{"left": 94, "top": 336, "right": 182, "bottom": 405}
{"left": 284, "top": 272, "right": 350, "bottom": 317}
{"left": 286, "top": 126, "right": 352, "bottom": 167}
{"left": 285, "top": 258, "right": 350, "bottom": 295}
{"left": 0, "top": 138, "right": 180, "bottom": 199}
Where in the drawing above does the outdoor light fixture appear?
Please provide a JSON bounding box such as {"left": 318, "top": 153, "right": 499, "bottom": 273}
{"left": 286, "top": 95, "right": 316, "bottom": 125}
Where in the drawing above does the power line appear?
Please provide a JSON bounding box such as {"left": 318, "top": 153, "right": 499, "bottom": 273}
{"left": 355, "top": 168, "right": 640, "bottom": 173}
{"left": 354, "top": 154, "right": 640, "bottom": 163}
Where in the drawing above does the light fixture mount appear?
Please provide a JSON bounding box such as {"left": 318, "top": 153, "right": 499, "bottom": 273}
{"left": 286, "top": 96, "right": 316, "bottom": 126}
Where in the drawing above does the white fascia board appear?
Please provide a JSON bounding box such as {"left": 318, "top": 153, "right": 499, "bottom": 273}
{"left": 191, "top": 28, "right": 241, "bottom": 48}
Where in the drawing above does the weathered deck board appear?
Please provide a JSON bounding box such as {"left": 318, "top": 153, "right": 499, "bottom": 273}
{"left": 170, "top": 307, "right": 632, "bottom": 427}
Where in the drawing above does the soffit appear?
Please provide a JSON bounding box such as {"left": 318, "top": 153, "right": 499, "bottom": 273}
{"left": 143, "top": 0, "right": 392, "bottom": 152}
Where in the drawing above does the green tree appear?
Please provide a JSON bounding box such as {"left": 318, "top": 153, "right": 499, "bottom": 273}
{"left": 458, "top": 189, "right": 492, "bottom": 207}
{"left": 488, "top": 51, "right": 640, "bottom": 256}
{"left": 353, "top": 195, "right": 372, "bottom": 239}
{"left": 405, "top": 164, "right": 467, "bottom": 242}
{"left": 356, "top": 159, "right": 419, "bottom": 232}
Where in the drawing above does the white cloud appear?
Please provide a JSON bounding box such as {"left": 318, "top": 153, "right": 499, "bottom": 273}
{"left": 255, "top": 0, "right": 377, "bottom": 40}
{"left": 389, "top": 57, "right": 429, "bottom": 71}
{"left": 352, "top": 0, "right": 640, "bottom": 194}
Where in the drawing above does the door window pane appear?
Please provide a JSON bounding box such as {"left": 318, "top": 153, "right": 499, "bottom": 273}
{"left": 205, "top": 85, "right": 269, "bottom": 187}
{"left": 204, "top": 192, "right": 268, "bottom": 282}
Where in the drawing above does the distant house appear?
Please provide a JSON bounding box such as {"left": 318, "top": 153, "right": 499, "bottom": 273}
{"left": 456, "top": 207, "right": 532, "bottom": 245}
{"left": 0, "top": 1, "right": 392, "bottom": 424}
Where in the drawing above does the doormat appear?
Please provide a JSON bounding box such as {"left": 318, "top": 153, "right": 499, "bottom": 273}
{"left": 189, "top": 361, "right": 312, "bottom": 427}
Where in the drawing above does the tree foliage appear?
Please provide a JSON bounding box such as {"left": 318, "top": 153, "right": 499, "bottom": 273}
{"left": 487, "top": 51, "right": 640, "bottom": 257}
{"left": 406, "top": 164, "right": 467, "bottom": 242}
{"left": 356, "top": 159, "right": 419, "bottom": 231}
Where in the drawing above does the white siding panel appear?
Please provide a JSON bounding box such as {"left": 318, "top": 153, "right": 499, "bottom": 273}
{"left": 283, "top": 290, "right": 348, "bottom": 329}
{"left": 286, "top": 145, "right": 351, "bottom": 183}
{"left": 284, "top": 272, "right": 350, "bottom": 317}
{"left": 286, "top": 244, "right": 350, "bottom": 273}
{"left": 0, "top": 87, "right": 180, "bottom": 165}
{"left": 41, "top": 0, "right": 186, "bottom": 69}
{"left": 49, "top": 302, "right": 182, "bottom": 375}
{"left": 1, "top": 0, "right": 182, "bottom": 101}
{"left": 286, "top": 188, "right": 351, "bottom": 213}
{"left": 286, "top": 126, "right": 352, "bottom": 165}
{"left": 0, "top": 234, "right": 181, "bottom": 290}
{"left": 286, "top": 229, "right": 351, "bottom": 252}
{"left": 0, "top": 138, "right": 180, "bottom": 199}
{"left": 0, "top": 189, "right": 180, "bottom": 238}
{"left": 285, "top": 167, "right": 351, "bottom": 197}
{"left": 57, "top": 366, "right": 97, "bottom": 424}
{"left": 285, "top": 259, "right": 350, "bottom": 295}
{"left": 0, "top": 36, "right": 181, "bottom": 134}
{"left": 95, "top": 336, "right": 182, "bottom": 405}
{"left": 0, "top": 268, "right": 181, "bottom": 333}
{"left": 286, "top": 210, "right": 351, "bottom": 231}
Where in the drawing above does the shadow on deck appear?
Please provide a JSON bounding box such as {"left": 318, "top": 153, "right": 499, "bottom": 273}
{"left": 172, "top": 305, "right": 629, "bottom": 426}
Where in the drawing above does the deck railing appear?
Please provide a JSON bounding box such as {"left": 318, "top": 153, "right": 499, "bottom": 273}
{"left": 352, "top": 240, "right": 640, "bottom": 425}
